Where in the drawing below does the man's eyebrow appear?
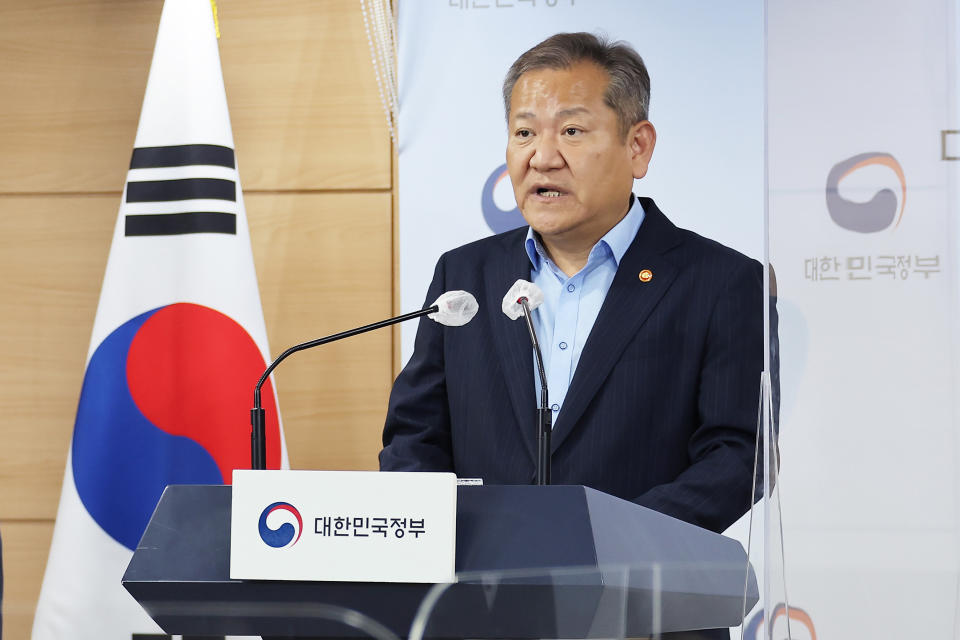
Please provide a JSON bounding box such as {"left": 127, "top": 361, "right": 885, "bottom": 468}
{"left": 512, "top": 111, "right": 535, "bottom": 121}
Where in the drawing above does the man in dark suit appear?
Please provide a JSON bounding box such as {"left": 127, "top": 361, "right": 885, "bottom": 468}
{"left": 380, "top": 33, "right": 767, "bottom": 637}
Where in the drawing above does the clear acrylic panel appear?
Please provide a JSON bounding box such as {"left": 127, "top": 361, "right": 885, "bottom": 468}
{"left": 763, "top": 0, "right": 960, "bottom": 637}
{"left": 409, "top": 562, "right": 758, "bottom": 640}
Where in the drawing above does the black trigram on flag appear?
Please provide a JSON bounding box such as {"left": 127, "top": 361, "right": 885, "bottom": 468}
{"left": 131, "top": 635, "right": 224, "bottom": 640}
{"left": 124, "top": 144, "right": 238, "bottom": 236}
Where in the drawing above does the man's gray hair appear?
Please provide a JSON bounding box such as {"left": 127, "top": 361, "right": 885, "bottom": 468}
{"left": 502, "top": 32, "right": 651, "bottom": 139}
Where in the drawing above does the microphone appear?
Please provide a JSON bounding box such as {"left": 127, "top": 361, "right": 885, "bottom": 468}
{"left": 501, "top": 279, "right": 544, "bottom": 320}
{"left": 429, "top": 290, "right": 480, "bottom": 326}
{"left": 501, "top": 279, "right": 551, "bottom": 486}
{"left": 250, "top": 290, "right": 479, "bottom": 470}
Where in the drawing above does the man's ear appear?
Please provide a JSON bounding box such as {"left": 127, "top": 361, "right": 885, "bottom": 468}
{"left": 628, "top": 121, "right": 657, "bottom": 180}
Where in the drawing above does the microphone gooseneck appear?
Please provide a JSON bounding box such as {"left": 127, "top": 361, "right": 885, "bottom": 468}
{"left": 250, "top": 290, "right": 478, "bottom": 470}
{"left": 501, "top": 279, "right": 551, "bottom": 485}
{"left": 518, "top": 296, "right": 552, "bottom": 486}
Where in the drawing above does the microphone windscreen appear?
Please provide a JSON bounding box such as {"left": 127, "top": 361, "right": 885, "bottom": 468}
{"left": 501, "top": 279, "right": 544, "bottom": 320}
{"left": 429, "top": 290, "right": 479, "bottom": 326}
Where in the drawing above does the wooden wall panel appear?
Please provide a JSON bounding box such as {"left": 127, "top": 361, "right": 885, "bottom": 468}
{"left": 220, "top": 1, "right": 392, "bottom": 190}
{"left": 1, "top": 521, "right": 54, "bottom": 640}
{"left": 0, "top": 0, "right": 390, "bottom": 194}
{"left": 0, "top": 0, "right": 159, "bottom": 194}
{"left": 0, "top": 195, "right": 116, "bottom": 519}
{"left": 248, "top": 192, "right": 393, "bottom": 471}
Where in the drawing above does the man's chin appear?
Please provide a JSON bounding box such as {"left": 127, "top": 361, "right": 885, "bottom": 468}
{"left": 525, "top": 220, "right": 577, "bottom": 242}
{"left": 520, "top": 204, "right": 577, "bottom": 232}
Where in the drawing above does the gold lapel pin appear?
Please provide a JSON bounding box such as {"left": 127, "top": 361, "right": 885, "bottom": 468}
{"left": 638, "top": 269, "right": 653, "bottom": 283}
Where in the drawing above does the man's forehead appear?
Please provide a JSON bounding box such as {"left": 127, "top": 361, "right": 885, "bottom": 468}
{"left": 512, "top": 106, "right": 592, "bottom": 121}
{"left": 509, "top": 63, "right": 609, "bottom": 117}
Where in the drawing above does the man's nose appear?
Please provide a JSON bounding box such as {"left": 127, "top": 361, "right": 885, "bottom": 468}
{"left": 529, "top": 137, "right": 565, "bottom": 171}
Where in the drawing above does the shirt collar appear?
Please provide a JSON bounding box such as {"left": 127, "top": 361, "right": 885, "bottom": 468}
{"left": 524, "top": 194, "right": 646, "bottom": 271}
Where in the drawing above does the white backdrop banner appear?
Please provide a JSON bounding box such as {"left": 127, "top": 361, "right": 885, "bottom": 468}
{"left": 766, "top": 0, "right": 960, "bottom": 637}
{"left": 398, "top": 2, "right": 960, "bottom": 637}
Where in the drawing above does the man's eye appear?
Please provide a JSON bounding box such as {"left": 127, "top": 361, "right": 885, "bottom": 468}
{"left": 564, "top": 128, "right": 580, "bottom": 136}
{"left": 516, "top": 130, "right": 532, "bottom": 138}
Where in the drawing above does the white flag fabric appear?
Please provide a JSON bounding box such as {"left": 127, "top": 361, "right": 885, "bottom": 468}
{"left": 32, "top": 1, "right": 287, "bottom": 638}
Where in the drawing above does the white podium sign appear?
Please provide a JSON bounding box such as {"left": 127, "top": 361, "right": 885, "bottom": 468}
{"left": 230, "top": 470, "right": 457, "bottom": 583}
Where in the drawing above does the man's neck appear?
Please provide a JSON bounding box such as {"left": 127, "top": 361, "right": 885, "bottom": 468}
{"left": 540, "top": 239, "right": 593, "bottom": 277}
{"left": 539, "top": 205, "right": 631, "bottom": 277}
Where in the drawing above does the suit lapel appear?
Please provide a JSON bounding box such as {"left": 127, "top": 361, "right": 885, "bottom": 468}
{"left": 550, "top": 199, "right": 685, "bottom": 452}
{"left": 487, "top": 231, "right": 539, "bottom": 464}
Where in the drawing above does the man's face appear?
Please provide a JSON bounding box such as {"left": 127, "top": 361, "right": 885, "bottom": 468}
{"left": 506, "top": 61, "right": 646, "bottom": 248}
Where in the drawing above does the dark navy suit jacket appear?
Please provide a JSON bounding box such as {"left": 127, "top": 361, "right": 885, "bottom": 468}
{"left": 380, "top": 198, "right": 766, "bottom": 536}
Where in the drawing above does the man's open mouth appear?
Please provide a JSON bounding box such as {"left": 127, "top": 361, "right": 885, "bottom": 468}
{"left": 536, "top": 188, "right": 563, "bottom": 198}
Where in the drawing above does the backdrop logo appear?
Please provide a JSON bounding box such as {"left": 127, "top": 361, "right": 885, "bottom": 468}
{"left": 481, "top": 164, "right": 526, "bottom": 233}
{"left": 258, "top": 501, "right": 303, "bottom": 548}
{"left": 745, "top": 603, "right": 816, "bottom": 640}
{"left": 825, "top": 152, "right": 906, "bottom": 233}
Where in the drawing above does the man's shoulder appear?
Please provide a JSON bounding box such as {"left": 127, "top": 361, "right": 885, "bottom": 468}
{"left": 673, "top": 226, "right": 759, "bottom": 271}
{"left": 438, "top": 226, "right": 528, "bottom": 266}
{"left": 640, "top": 198, "right": 760, "bottom": 276}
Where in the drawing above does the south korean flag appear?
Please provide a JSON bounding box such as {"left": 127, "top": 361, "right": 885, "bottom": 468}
{"left": 32, "top": 2, "right": 287, "bottom": 639}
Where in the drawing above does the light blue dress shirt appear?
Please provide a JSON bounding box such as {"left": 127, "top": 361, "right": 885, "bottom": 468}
{"left": 524, "top": 196, "right": 646, "bottom": 424}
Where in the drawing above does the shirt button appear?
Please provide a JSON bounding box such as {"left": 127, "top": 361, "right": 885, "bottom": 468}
{"left": 567, "top": 284, "right": 576, "bottom": 292}
{"left": 551, "top": 403, "right": 560, "bottom": 411}
{"left": 559, "top": 341, "right": 568, "bottom": 350}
